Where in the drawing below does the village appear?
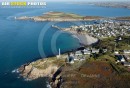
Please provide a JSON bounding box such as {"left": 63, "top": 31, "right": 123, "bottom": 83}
{"left": 53, "top": 19, "right": 130, "bottom": 70}
{"left": 57, "top": 45, "right": 130, "bottom": 67}
{"left": 69, "top": 19, "right": 130, "bottom": 38}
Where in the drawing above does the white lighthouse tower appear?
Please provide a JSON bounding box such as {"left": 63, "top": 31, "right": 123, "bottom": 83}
{"left": 57, "top": 48, "right": 61, "bottom": 59}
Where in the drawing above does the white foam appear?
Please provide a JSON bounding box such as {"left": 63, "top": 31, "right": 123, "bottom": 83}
{"left": 17, "top": 76, "right": 20, "bottom": 79}
{"left": 46, "top": 81, "right": 52, "bottom": 88}
{"left": 12, "top": 69, "right": 19, "bottom": 73}
{"left": 24, "top": 78, "right": 32, "bottom": 81}
{"left": 6, "top": 16, "right": 15, "bottom": 20}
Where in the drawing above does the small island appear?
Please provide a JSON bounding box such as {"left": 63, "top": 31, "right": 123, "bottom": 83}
{"left": 15, "top": 11, "right": 102, "bottom": 21}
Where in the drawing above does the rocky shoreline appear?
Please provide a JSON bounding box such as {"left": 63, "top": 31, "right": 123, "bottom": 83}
{"left": 18, "top": 58, "right": 63, "bottom": 81}
{"left": 16, "top": 17, "right": 98, "bottom": 22}
{"left": 18, "top": 56, "right": 130, "bottom": 88}
{"left": 18, "top": 54, "right": 86, "bottom": 88}
{"left": 15, "top": 11, "right": 130, "bottom": 23}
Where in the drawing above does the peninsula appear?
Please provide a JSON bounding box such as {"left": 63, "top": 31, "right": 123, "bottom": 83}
{"left": 15, "top": 11, "right": 102, "bottom": 21}
{"left": 16, "top": 11, "right": 130, "bottom": 88}
{"left": 115, "top": 16, "right": 130, "bottom": 21}
{"left": 73, "top": 1, "right": 130, "bottom": 9}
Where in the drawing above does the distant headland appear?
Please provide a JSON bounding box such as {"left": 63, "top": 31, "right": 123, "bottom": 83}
{"left": 73, "top": 1, "right": 130, "bottom": 10}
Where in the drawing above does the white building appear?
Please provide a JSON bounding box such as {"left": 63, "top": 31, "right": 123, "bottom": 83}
{"left": 92, "top": 49, "right": 99, "bottom": 53}
{"left": 124, "top": 50, "right": 130, "bottom": 54}
{"left": 75, "top": 51, "right": 82, "bottom": 56}
{"left": 124, "top": 62, "right": 130, "bottom": 67}
{"left": 114, "top": 51, "right": 119, "bottom": 55}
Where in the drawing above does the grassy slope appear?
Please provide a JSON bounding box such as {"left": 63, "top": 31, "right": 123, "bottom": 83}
{"left": 38, "top": 12, "right": 83, "bottom": 19}
{"left": 37, "top": 11, "right": 101, "bottom": 20}
{"left": 61, "top": 58, "right": 130, "bottom": 88}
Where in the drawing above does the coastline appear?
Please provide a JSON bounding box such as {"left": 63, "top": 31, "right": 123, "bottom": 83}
{"left": 73, "top": 1, "right": 130, "bottom": 10}
{"left": 17, "top": 51, "right": 130, "bottom": 88}
{"left": 17, "top": 54, "right": 86, "bottom": 88}
{"left": 18, "top": 58, "right": 62, "bottom": 80}
{"left": 15, "top": 11, "right": 130, "bottom": 22}
{"left": 14, "top": 11, "right": 130, "bottom": 88}
{"left": 15, "top": 11, "right": 102, "bottom": 22}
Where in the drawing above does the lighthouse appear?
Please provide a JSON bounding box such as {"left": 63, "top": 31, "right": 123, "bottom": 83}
{"left": 57, "top": 48, "right": 61, "bottom": 59}
{"left": 59, "top": 48, "right": 61, "bottom": 56}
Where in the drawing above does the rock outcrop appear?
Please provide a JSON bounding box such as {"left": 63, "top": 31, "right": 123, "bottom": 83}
{"left": 18, "top": 58, "right": 65, "bottom": 80}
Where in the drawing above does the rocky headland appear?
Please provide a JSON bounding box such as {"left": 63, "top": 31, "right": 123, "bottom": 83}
{"left": 18, "top": 56, "right": 66, "bottom": 80}
{"left": 18, "top": 55, "right": 85, "bottom": 87}
{"left": 18, "top": 54, "right": 130, "bottom": 88}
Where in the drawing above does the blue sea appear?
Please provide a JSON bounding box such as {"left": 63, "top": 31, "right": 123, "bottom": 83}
{"left": 0, "top": 2, "right": 130, "bottom": 88}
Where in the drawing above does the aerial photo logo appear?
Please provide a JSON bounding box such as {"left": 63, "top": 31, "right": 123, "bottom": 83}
{"left": 0, "top": 0, "right": 46, "bottom": 8}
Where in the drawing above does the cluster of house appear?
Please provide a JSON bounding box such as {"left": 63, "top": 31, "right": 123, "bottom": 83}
{"left": 66, "top": 48, "right": 100, "bottom": 63}
{"left": 66, "top": 49, "right": 130, "bottom": 67}
{"left": 115, "top": 50, "right": 130, "bottom": 67}
{"left": 70, "top": 20, "right": 130, "bottom": 38}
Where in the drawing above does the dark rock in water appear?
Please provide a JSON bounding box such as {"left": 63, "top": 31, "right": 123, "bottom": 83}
{"left": 18, "top": 63, "right": 29, "bottom": 73}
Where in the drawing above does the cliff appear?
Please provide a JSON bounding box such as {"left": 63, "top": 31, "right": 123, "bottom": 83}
{"left": 18, "top": 56, "right": 66, "bottom": 80}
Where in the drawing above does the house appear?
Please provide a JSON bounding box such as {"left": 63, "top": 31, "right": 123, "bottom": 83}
{"left": 67, "top": 53, "right": 74, "bottom": 64}
{"left": 91, "top": 49, "right": 99, "bottom": 53}
{"left": 79, "top": 56, "right": 86, "bottom": 61}
{"left": 103, "top": 49, "right": 108, "bottom": 53}
{"left": 123, "top": 62, "right": 130, "bottom": 67}
{"left": 74, "top": 56, "right": 79, "bottom": 61}
{"left": 124, "top": 50, "right": 130, "bottom": 54}
{"left": 74, "top": 55, "right": 86, "bottom": 61}
{"left": 115, "top": 60, "right": 120, "bottom": 64}
{"left": 124, "top": 55, "right": 130, "bottom": 60}
{"left": 75, "top": 51, "right": 83, "bottom": 56}
{"left": 114, "top": 51, "right": 119, "bottom": 55}
{"left": 83, "top": 49, "right": 91, "bottom": 55}
{"left": 115, "top": 55, "right": 126, "bottom": 62}
{"left": 74, "top": 50, "right": 87, "bottom": 61}
{"left": 118, "top": 37, "right": 122, "bottom": 41}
